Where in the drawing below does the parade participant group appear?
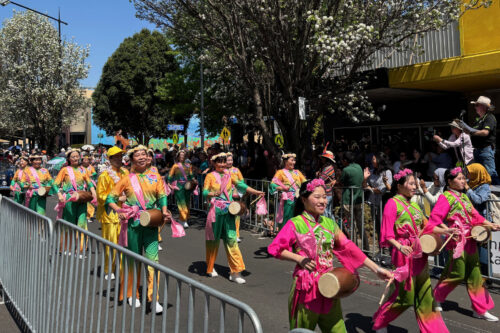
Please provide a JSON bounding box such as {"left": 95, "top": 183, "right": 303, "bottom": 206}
{"left": 7, "top": 96, "right": 500, "bottom": 332}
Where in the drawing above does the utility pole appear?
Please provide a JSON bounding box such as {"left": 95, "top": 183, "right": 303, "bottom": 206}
{"left": 200, "top": 63, "right": 205, "bottom": 150}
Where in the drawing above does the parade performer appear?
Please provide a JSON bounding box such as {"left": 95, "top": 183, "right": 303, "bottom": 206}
{"left": 24, "top": 153, "right": 53, "bottom": 215}
{"left": 268, "top": 179, "right": 392, "bottom": 332}
{"left": 168, "top": 150, "right": 197, "bottom": 228}
{"left": 372, "top": 169, "right": 451, "bottom": 333}
{"left": 82, "top": 153, "right": 98, "bottom": 223}
{"left": 106, "top": 145, "right": 169, "bottom": 313}
{"left": 270, "top": 153, "right": 306, "bottom": 230}
{"left": 10, "top": 155, "right": 29, "bottom": 204}
{"left": 226, "top": 152, "right": 244, "bottom": 242}
{"left": 427, "top": 167, "right": 500, "bottom": 321}
{"left": 96, "top": 146, "right": 129, "bottom": 280}
{"left": 53, "top": 150, "right": 97, "bottom": 253}
{"left": 203, "top": 153, "right": 264, "bottom": 284}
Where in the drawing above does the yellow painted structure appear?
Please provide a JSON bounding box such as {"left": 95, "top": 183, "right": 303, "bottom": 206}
{"left": 389, "top": 0, "right": 500, "bottom": 92}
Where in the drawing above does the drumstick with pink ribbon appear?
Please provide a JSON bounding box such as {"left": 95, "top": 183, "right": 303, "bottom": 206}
{"left": 379, "top": 277, "right": 395, "bottom": 305}
{"left": 250, "top": 194, "right": 264, "bottom": 206}
{"left": 438, "top": 233, "right": 455, "bottom": 253}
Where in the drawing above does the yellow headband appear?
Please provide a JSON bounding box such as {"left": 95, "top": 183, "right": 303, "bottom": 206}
{"left": 211, "top": 152, "right": 227, "bottom": 161}
{"left": 282, "top": 153, "right": 296, "bottom": 159}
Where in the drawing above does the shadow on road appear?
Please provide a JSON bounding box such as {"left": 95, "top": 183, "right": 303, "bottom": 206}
{"left": 345, "top": 312, "right": 408, "bottom": 332}
{"left": 441, "top": 300, "right": 474, "bottom": 317}
{"left": 253, "top": 246, "right": 271, "bottom": 259}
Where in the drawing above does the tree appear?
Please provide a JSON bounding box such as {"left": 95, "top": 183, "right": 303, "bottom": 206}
{"left": 132, "top": 0, "right": 489, "bottom": 155}
{"left": 0, "top": 10, "right": 90, "bottom": 153}
{"left": 92, "top": 29, "right": 181, "bottom": 145}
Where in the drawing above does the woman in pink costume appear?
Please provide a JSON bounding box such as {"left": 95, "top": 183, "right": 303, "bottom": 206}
{"left": 373, "top": 169, "right": 451, "bottom": 333}
{"left": 268, "top": 179, "right": 392, "bottom": 332}
{"left": 428, "top": 167, "right": 500, "bottom": 321}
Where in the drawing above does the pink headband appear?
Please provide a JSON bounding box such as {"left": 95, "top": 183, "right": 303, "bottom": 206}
{"left": 306, "top": 179, "right": 325, "bottom": 192}
{"left": 394, "top": 168, "right": 413, "bottom": 181}
{"left": 450, "top": 167, "right": 462, "bottom": 176}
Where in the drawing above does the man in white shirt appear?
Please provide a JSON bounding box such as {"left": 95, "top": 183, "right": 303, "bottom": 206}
{"left": 433, "top": 119, "right": 474, "bottom": 166}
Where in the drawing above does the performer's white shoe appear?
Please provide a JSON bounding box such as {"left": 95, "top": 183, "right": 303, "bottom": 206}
{"left": 229, "top": 273, "right": 246, "bottom": 284}
{"left": 473, "top": 311, "right": 499, "bottom": 321}
{"left": 434, "top": 302, "right": 442, "bottom": 312}
{"left": 208, "top": 269, "right": 218, "bottom": 277}
{"left": 183, "top": 222, "right": 189, "bottom": 228}
{"left": 158, "top": 244, "right": 163, "bottom": 251}
{"left": 375, "top": 328, "right": 387, "bottom": 333}
{"left": 237, "top": 238, "right": 242, "bottom": 243}
{"left": 154, "top": 302, "right": 163, "bottom": 314}
{"left": 128, "top": 297, "right": 140, "bottom": 308}
{"left": 105, "top": 273, "right": 115, "bottom": 281}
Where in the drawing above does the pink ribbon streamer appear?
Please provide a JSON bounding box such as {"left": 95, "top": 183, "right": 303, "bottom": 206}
{"left": 256, "top": 196, "right": 268, "bottom": 215}
{"left": 276, "top": 192, "right": 295, "bottom": 224}
{"left": 170, "top": 180, "right": 180, "bottom": 191}
{"left": 117, "top": 204, "right": 140, "bottom": 247}
{"left": 25, "top": 188, "right": 34, "bottom": 207}
{"left": 392, "top": 226, "right": 423, "bottom": 291}
{"left": 163, "top": 182, "right": 172, "bottom": 196}
{"left": 193, "top": 185, "right": 199, "bottom": 196}
{"left": 54, "top": 195, "right": 78, "bottom": 219}
{"left": 170, "top": 216, "right": 186, "bottom": 238}
{"left": 205, "top": 198, "right": 230, "bottom": 240}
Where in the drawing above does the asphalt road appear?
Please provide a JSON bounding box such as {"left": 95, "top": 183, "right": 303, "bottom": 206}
{"left": 2, "top": 196, "right": 500, "bottom": 332}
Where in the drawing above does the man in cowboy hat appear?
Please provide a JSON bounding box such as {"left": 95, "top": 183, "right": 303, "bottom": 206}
{"left": 461, "top": 96, "right": 499, "bottom": 184}
{"left": 433, "top": 119, "right": 474, "bottom": 166}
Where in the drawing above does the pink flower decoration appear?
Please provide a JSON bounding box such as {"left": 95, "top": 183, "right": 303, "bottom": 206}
{"left": 450, "top": 167, "right": 462, "bottom": 176}
{"left": 306, "top": 178, "right": 325, "bottom": 192}
{"left": 394, "top": 168, "right": 413, "bottom": 181}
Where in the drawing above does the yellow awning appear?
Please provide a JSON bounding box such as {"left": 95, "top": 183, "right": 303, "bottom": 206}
{"left": 389, "top": 50, "right": 500, "bottom": 92}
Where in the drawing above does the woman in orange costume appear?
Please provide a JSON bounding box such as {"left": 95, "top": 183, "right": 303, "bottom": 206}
{"left": 204, "top": 153, "right": 264, "bottom": 284}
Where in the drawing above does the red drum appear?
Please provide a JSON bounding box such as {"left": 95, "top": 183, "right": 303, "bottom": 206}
{"left": 184, "top": 181, "right": 194, "bottom": 191}
{"left": 37, "top": 186, "right": 52, "bottom": 197}
{"left": 318, "top": 267, "right": 360, "bottom": 299}
{"left": 420, "top": 234, "right": 444, "bottom": 255}
{"left": 139, "top": 209, "right": 164, "bottom": 227}
{"left": 470, "top": 225, "right": 491, "bottom": 243}
{"left": 228, "top": 201, "right": 247, "bottom": 216}
{"left": 74, "top": 191, "right": 93, "bottom": 203}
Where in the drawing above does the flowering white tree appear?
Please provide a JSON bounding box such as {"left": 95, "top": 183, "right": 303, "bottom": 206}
{"left": 133, "top": 0, "right": 489, "bottom": 154}
{"left": 0, "top": 11, "right": 90, "bottom": 152}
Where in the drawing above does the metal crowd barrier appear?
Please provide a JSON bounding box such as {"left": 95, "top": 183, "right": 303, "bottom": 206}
{"left": 0, "top": 194, "right": 53, "bottom": 332}
{"left": 0, "top": 195, "right": 263, "bottom": 333}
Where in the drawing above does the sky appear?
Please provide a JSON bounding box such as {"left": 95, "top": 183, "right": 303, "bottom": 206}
{"left": 0, "top": 0, "right": 200, "bottom": 139}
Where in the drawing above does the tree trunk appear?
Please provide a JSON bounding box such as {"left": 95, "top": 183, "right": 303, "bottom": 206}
{"left": 252, "top": 86, "right": 278, "bottom": 156}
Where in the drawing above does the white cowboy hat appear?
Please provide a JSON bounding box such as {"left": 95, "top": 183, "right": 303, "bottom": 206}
{"left": 471, "top": 96, "right": 494, "bottom": 110}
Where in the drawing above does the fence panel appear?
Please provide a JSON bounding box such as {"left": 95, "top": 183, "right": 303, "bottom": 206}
{"left": 0, "top": 195, "right": 53, "bottom": 332}
{"left": 0, "top": 195, "right": 263, "bottom": 333}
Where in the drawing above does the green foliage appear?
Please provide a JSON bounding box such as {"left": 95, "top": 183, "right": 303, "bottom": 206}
{"left": 0, "top": 10, "right": 90, "bottom": 153}
{"left": 92, "top": 29, "right": 180, "bottom": 144}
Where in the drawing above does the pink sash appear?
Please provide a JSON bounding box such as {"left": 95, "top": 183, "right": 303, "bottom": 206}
{"left": 12, "top": 169, "right": 25, "bottom": 192}
{"left": 25, "top": 167, "right": 42, "bottom": 207}
{"left": 117, "top": 174, "right": 147, "bottom": 247}
{"left": 447, "top": 191, "right": 474, "bottom": 258}
{"left": 256, "top": 196, "right": 268, "bottom": 215}
{"left": 391, "top": 197, "right": 423, "bottom": 290}
{"left": 206, "top": 171, "right": 231, "bottom": 240}
{"left": 66, "top": 166, "right": 79, "bottom": 192}
{"left": 54, "top": 196, "right": 78, "bottom": 219}
{"left": 177, "top": 163, "right": 188, "bottom": 183}
{"left": 283, "top": 169, "right": 299, "bottom": 193}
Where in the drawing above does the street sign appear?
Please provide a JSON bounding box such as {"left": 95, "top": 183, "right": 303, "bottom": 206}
{"left": 298, "top": 97, "right": 306, "bottom": 120}
{"left": 220, "top": 127, "right": 231, "bottom": 141}
{"left": 274, "top": 134, "right": 284, "bottom": 148}
{"left": 172, "top": 133, "right": 179, "bottom": 144}
{"left": 168, "top": 124, "right": 184, "bottom": 131}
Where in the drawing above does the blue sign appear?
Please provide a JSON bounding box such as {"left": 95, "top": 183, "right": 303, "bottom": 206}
{"left": 168, "top": 124, "right": 184, "bottom": 131}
